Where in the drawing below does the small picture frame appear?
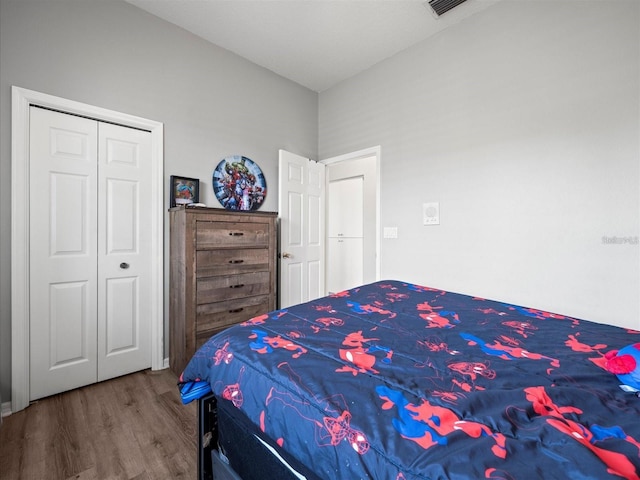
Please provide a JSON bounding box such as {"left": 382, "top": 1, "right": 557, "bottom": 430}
{"left": 170, "top": 175, "right": 200, "bottom": 207}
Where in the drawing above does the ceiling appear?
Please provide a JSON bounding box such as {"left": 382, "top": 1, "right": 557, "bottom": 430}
{"left": 125, "top": 0, "right": 501, "bottom": 92}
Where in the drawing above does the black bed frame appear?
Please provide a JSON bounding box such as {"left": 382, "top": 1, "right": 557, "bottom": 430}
{"left": 197, "top": 393, "right": 218, "bottom": 480}
{"left": 198, "top": 394, "right": 323, "bottom": 480}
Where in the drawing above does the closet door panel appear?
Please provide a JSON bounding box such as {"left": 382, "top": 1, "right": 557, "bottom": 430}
{"left": 97, "top": 122, "right": 152, "bottom": 381}
{"left": 29, "top": 107, "right": 99, "bottom": 400}
{"left": 105, "top": 277, "right": 138, "bottom": 354}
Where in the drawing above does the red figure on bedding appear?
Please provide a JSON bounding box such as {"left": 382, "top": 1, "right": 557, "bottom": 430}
{"left": 565, "top": 333, "right": 609, "bottom": 369}
{"left": 478, "top": 308, "right": 507, "bottom": 316}
{"left": 418, "top": 336, "right": 460, "bottom": 355}
{"left": 565, "top": 333, "right": 608, "bottom": 353}
{"left": 242, "top": 313, "right": 268, "bottom": 325}
{"left": 377, "top": 385, "right": 507, "bottom": 459}
{"left": 261, "top": 365, "right": 371, "bottom": 455}
{"left": 460, "top": 332, "right": 560, "bottom": 370}
{"left": 416, "top": 301, "right": 459, "bottom": 329}
{"left": 330, "top": 290, "right": 352, "bottom": 298}
{"left": 218, "top": 367, "right": 245, "bottom": 408}
{"left": 485, "top": 468, "right": 516, "bottom": 480}
{"left": 431, "top": 390, "right": 466, "bottom": 405}
{"left": 242, "top": 310, "right": 288, "bottom": 326}
{"left": 249, "top": 329, "right": 308, "bottom": 358}
{"left": 313, "top": 304, "right": 339, "bottom": 316}
{"left": 448, "top": 361, "right": 496, "bottom": 381}
{"left": 524, "top": 386, "right": 640, "bottom": 480}
{"left": 213, "top": 341, "right": 234, "bottom": 365}
{"left": 311, "top": 316, "right": 345, "bottom": 333}
{"left": 336, "top": 331, "right": 393, "bottom": 375}
{"left": 448, "top": 361, "right": 495, "bottom": 392}
{"left": 501, "top": 320, "right": 537, "bottom": 338}
{"left": 384, "top": 292, "right": 409, "bottom": 302}
{"left": 347, "top": 301, "right": 398, "bottom": 319}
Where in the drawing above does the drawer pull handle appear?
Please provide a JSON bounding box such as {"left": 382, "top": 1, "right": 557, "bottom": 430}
{"left": 229, "top": 284, "right": 245, "bottom": 289}
{"left": 229, "top": 232, "right": 244, "bottom": 236}
{"left": 229, "top": 259, "right": 245, "bottom": 264}
{"left": 229, "top": 308, "right": 244, "bottom": 313}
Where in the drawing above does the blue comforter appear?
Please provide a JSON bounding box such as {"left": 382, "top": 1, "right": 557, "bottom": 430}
{"left": 181, "top": 280, "right": 640, "bottom": 479}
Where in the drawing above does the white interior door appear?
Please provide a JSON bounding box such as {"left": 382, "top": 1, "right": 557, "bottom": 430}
{"left": 278, "top": 150, "right": 325, "bottom": 308}
{"left": 29, "top": 107, "right": 152, "bottom": 400}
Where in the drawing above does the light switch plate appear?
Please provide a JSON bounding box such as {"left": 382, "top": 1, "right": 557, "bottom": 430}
{"left": 423, "top": 202, "right": 440, "bottom": 225}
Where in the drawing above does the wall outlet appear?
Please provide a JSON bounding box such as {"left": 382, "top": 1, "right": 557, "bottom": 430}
{"left": 383, "top": 227, "right": 398, "bottom": 238}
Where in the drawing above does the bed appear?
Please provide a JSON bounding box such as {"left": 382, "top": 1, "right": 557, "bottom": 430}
{"left": 180, "top": 280, "right": 640, "bottom": 479}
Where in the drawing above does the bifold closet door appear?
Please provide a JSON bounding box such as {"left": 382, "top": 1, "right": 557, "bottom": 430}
{"left": 29, "top": 107, "right": 152, "bottom": 400}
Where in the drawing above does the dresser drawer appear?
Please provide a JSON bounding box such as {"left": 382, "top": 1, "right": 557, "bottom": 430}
{"left": 196, "top": 221, "right": 270, "bottom": 248}
{"left": 196, "top": 271, "right": 271, "bottom": 304}
{"left": 196, "top": 248, "right": 270, "bottom": 277}
{"left": 195, "top": 295, "right": 272, "bottom": 348}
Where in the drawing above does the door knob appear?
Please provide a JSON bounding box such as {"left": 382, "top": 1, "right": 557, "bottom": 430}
{"left": 281, "top": 252, "right": 292, "bottom": 259}
{"left": 120, "top": 262, "right": 130, "bottom": 269}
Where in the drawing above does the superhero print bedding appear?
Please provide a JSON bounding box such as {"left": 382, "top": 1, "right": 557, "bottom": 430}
{"left": 181, "top": 280, "right": 640, "bottom": 479}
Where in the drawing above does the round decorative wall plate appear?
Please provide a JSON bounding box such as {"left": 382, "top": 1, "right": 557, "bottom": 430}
{"left": 212, "top": 155, "right": 267, "bottom": 211}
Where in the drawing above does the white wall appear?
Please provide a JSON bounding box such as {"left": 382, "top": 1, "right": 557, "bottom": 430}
{"left": 319, "top": 0, "right": 640, "bottom": 330}
{"left": 0, "top": 0, "right": 318, "bottom": 404}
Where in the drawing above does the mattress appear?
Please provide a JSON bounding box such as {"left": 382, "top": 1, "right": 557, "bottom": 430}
{"left": 181, "top": 280, "right": 640, "bottom": 479}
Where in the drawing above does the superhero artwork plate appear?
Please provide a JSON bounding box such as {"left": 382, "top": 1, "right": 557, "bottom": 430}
{"left": 212, "top": 155, "right": 267, "bottom": 211}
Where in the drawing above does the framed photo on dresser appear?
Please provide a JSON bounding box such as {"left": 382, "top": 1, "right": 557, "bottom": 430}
{"left": 170, "top": 175, "right": 200, "bottom": 207}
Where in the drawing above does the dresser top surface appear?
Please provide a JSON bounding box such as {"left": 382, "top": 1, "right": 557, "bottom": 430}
{"left": 169, "top": 206, "right": 277, "bottom": 218}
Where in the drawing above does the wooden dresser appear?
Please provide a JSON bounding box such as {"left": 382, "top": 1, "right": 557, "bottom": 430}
{"left": 169, "top": 206, "right": 277, "bottom": 374}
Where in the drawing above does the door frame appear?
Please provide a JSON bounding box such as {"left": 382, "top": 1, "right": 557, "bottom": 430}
{"left": 11, "top": 86, "right": 165, "bottom": 412}
{"left": 321, "top": 146, "right": 381, "bottom": 283}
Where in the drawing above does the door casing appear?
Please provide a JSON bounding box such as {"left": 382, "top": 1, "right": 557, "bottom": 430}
{"left": 11, "top": 86, "right": 164, "bottom": 412}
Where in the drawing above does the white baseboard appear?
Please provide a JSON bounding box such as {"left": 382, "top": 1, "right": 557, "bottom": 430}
{"left": 163, "top": 357, "right": 169, "bottom": 369}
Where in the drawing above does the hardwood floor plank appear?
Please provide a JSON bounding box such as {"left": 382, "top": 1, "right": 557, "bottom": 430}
{"left": 0, "top": 369, "right": 198, "bottom": 480}
{"left": 53, "top": 392, "right": 95, "bottom": 478}
{"left": 117, "top": 374, "right": 193, "bottom": 478}
{"left": 0, "top": 406, "right": 27, "bottom": 476}
{"left": 64, "top": 466, "right": 98, "bottom": 480}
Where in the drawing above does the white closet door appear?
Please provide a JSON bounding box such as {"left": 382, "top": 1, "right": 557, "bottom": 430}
{"left": 29, "top": 108, "right": 152, "bottom": 400}
{"left": 97, "top": 122, "right": 152, "bottom": 381}
{"left": 29, "top": 107, "right": 99, "bottom": 400}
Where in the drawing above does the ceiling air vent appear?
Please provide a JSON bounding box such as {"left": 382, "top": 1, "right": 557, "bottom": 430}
{"left": 428, "top": 0, "right": 469, "bottom": 17}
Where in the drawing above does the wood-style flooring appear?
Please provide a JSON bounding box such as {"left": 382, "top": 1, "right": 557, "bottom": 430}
{"left": 0, "top": 369, "right": 198, "bottom": 480}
